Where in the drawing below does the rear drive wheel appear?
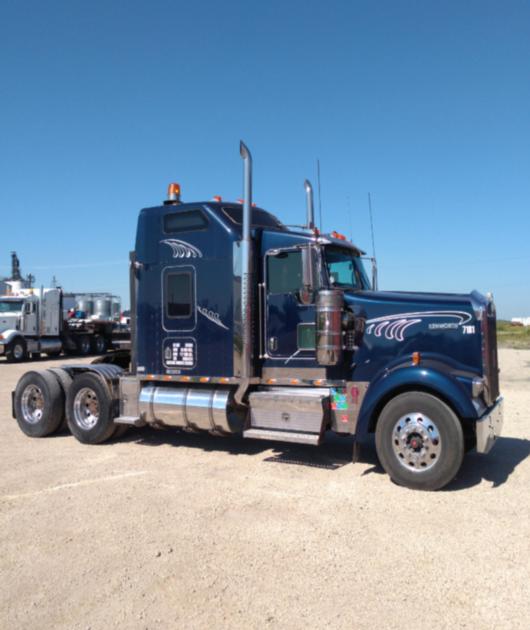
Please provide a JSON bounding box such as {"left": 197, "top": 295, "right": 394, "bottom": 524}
{"left": 14, "top": 370, "right": 64, "bottom": 437}
{"left": 76, "top": 336, "right": 91, "bottom": 356}
{"left": 90, "top": 335, "right": 107, "bottom": 355}
{"left": 375, "top": 391, "right": 464, "bottom": 491}
{"left": 7, "top": 338, "right": 27, "bottom": 363}
{"left": 66, "top": 373, "right": 117, "bottom": 444}
{"left": 48, "top": 368, "right": 73, "bottom": 431}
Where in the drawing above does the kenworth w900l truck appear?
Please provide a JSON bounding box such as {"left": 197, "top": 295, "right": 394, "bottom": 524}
{"left": 12, "top": 142, "right": 503, "bottom": 490}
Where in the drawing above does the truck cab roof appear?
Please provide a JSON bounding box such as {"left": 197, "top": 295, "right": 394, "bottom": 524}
{"left": 138, "top": 201, "right": 366, "bottom": 256}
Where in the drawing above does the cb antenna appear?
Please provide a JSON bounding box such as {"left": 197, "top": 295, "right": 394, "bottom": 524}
{"left": 347, "top": 195, "right": 353, "bottom": 241}
{"left": 317, "top": 159, "right": 323, "bottom": 231}
{"left": 368, "top": 192, "right": 377, "bottom": 259}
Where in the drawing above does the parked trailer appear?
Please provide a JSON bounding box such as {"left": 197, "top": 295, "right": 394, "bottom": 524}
{"left": 12, "top": 142, "right": 503, "bottom": 490}
{"left": 0, "top": 288, "right": 127, "bottom": 361}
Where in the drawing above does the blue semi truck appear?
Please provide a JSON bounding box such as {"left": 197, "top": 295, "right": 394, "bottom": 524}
{"left": 12, "top": 142, "right": 503, "bottom": 490}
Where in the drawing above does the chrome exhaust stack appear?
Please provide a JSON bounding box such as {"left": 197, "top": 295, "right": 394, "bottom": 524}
{"left": 304, "top": 179, "right": 315, "bottom": 230}
{"left": 239, "top": 141, "right": 254, "bottom": 380}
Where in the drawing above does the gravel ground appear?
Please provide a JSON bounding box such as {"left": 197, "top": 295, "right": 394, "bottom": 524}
{"left": 1, "top": 349, "right": 529, "bottom": 630}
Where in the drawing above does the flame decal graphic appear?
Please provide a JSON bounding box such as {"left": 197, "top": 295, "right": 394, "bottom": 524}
{"left": 198, "top": 306, "right": 229, "bottom": 330}
{"left": 161, "top": 239, "right": 203, "bottom": 259}
{"left": 366, "top": 310, "right": 473, "bottom": 342}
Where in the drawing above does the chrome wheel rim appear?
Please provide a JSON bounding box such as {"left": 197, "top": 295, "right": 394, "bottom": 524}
{"left": 73, "top": 387, "right": 100, "bottom": 430}
{"left": 392, "top": 412, "right": 441, "bottom": 472}
{"left": 21, "top": 385, "right": 44, "bottom": 424}
{"left": 14, "top": 343, "right": 24, "bottom": 360}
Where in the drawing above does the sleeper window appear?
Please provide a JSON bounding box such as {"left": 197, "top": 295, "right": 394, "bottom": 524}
{"left": 164, "top": 210, "right": 208, "bottom": 233}
{"left": 166, "top": 272, "right": 192, "bottom": 318}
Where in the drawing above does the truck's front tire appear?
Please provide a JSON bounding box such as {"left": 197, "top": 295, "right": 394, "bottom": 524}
{"left": 375, "top": 391, "right": 464, "bottom": 491}
{"left": 66, "top": 373, "right": 117, "bottom": 444}
{"left": 14, "top": 370, "right": 64, "bottom": 437}
{"left": 7, "top": 338, "right": 27, "bottom": 362}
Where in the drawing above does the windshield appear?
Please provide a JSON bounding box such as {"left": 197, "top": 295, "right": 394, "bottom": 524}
{"left": 324, "top": 247, "right": 370, "bottom": 290}
{"left": 0, "top": 300, "right": 24, "bottom": 314}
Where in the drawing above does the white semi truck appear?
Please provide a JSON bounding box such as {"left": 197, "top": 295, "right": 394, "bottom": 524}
{"left": 0, "top": 288, "right": 125, "bottom": 362}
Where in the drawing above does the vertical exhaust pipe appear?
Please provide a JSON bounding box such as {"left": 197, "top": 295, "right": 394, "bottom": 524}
{"left": 239, "top": 141, "right": 253, "bottom": 380}
{"left": 304, "top": 180, "right": 315, "bottom": 230}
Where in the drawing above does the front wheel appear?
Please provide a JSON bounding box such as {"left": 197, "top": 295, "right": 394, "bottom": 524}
{"left": 7, "top": 338, "right": 27, "bottom": 362}
{"left": 375, "top": 391, "right": 464, "bottom": 491}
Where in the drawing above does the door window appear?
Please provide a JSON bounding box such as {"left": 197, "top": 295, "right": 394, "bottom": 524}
{"left": 267, "top": 251, "right": 303, "bottom": 294}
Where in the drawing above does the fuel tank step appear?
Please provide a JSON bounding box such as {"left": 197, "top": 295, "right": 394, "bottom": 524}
{"left": 243, "top": 428, "right": 321, "bottom": 446}
{"left": 114, "top": 415, "right": 146, "bottom": 427}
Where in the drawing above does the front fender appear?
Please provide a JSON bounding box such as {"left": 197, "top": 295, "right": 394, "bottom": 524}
{"left": 356, "top": 365, "right": 478, "bottom": 438}
{"left": 0, "top": 329, "right": 21, "bottom": 346}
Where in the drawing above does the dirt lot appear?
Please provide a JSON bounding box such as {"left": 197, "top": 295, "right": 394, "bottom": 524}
{"left": 1, "top": 350, "right": 529, "bottom": 630}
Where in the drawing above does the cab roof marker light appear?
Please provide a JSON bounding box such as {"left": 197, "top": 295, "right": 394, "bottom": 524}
{"left": 212, "top": 195, "right": 222, "bottom": 202}
{"left": 165, "top": 183, "right": 181, "bottom": 205}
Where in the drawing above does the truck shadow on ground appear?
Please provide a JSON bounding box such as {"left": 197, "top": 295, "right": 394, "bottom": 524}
{"left": 126, "top": 429, "right": 377, "bottom": 471}
{"left": 445, "top": 437, "right": 530, "bottom": 490}
{"left": 360, "top": 436, "right": 530, "bottom": 491}
{"left": 126, "top": 429, "right": 530, "bottom": 489}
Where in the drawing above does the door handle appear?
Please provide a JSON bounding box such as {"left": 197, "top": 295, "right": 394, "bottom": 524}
{"left": 269, "top": 337, "right": 278, "bottom": 352}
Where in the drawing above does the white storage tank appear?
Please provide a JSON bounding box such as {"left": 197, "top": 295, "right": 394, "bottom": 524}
{"left": 76, "top": 296, "right": 94, "bottom": 318}
{"left": 93, "top": 296, "right": 113, "bottom": 320}
{"left": 111, "top": 297, "right": 121, "bottom": 319}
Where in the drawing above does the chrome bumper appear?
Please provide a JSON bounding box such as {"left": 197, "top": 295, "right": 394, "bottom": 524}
{"left": 476, "top": 397, "right": 504, "bottom": 454}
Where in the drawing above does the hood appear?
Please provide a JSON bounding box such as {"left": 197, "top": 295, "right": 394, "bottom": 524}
{"left": 343, "top": 289, "right": 487, "bottom": 380}
{"left": 0, "top": 314, "right": 21, "bottom": 334}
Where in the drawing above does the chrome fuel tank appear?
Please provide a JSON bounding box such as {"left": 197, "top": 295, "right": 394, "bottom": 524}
{"left": 139, "top": 385, "right": 246, "bottom": 434}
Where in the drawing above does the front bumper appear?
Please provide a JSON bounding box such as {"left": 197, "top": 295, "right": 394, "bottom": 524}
{"left": 475, "top": 396, "right": 504, "bottom": 454}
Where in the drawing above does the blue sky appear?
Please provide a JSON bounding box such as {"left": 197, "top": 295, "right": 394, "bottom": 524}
{"left": 1, "top": 0, "right": 529, "bottom": 317}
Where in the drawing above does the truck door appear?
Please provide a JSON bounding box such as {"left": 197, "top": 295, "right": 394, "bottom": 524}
{"left": 22, "top": 300, "right": 38, "bottom": 335}
{"left": 161, "top": 265, "right": 198, "bottom": 371}
{"left": 265, "top": 249, "right": 316, "bottom": 363}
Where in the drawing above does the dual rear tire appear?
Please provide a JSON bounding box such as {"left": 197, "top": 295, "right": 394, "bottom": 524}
{"left": 14, "top": 370, "right": 122, "bottom": 444}
{"left": 66, "top": 373, "right": 117, "bottom": 444}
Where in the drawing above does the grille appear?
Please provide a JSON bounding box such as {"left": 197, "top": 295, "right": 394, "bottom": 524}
{"left": 484, "top": 304, "right": 500, "bottom": 402}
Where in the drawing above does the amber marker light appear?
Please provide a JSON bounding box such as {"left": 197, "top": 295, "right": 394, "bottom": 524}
{"left": 412, "top": 352, "right": 421, "bottom": 366}
{"left": 167, "top": 182, "right": 181, "bottom": 202}
{"left": 212, "top": 195, "right": 222, "bottom": 202}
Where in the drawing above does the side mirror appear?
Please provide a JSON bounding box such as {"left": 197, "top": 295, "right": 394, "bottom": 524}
{"left": 300, "top": 246, "right": 316, "bottom": 304}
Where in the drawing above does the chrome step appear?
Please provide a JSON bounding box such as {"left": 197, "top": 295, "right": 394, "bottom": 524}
{"left": 114, "top": 415, "right": 146, "bottom": 427}
{"left": 243, "top": 428, "right": 321, "bottom": 446}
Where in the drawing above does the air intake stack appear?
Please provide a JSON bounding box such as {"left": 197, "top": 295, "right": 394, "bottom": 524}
{"left": 239, "top": 141, "right": 254, "bottom": 379}
{"left": 304, "top": 180, "right": 315, "bottom": 230}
